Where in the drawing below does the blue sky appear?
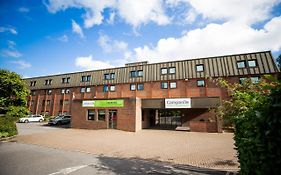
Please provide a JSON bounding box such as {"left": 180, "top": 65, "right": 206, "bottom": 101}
{"left": 1, "top": 0, "right": 281, "bottom": 78}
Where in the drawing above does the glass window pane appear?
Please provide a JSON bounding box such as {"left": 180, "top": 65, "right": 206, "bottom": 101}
{"left": 130, "top": 71, "right": 137, "bottom": 77}
{"left": 137, "top": 70, "right": 143, "bottom": 77}
{"left": 130, "top": 84, "right": 136, "bottom": 90}
{"left": 98, "top": 110, "right": 105, "bottom": 121}
{"left": 104, "top": 74, "right": 110, "bottom": 80}
{"left": 197, "top": 80, "right": 205, "bottom": 87}
{"left": 251, "top": 77, "right": 259, "bottom": 83}
{"left": 110, "top": 73, "right": 115, "bottom": 79}
{"left": 86, "top": 87, "right": 91, "bottom": 92}
{"left": 110, "top": 85, "right": 115, "bottom": 91}
{"left": 161, "top": 82, "right": 168, "bottom": 89}
{"left": 81, "top": 87, "right": 85, "bottom": 93}
{"left": 169, "top": 67, "right": 176, "bottom": 74}
{"left": 170, "top": 82, "right": 177, "bottom": 89}
{"left": 103, "top": 85, "right": 108, "bottom": 92}
{"left": 239, "top": 78, "right": 246, "bottom": 84}
{"left": 196, "top": 65, "right": 204, "bottom": 72}
{"left": 137, "top": 84, "right": 144, "bottom": 90}
{"left": 161, "top": 68, "right": 168, "bottom": 74}
{"left": 237, "top": 61, "right": 246, "bottom": 68}
{"left": 88, "top": 110, "right": 95, "bottom": 120}
{"left": 248, "top": 60, "right": 257, "bottom": 67}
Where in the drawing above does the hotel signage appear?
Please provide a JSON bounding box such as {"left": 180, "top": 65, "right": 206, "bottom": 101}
{"left": 82, "top": 99, "right": 124, "bottom": 107}
{"left": 165, "top": 98, "right": 191, "bottom": 108}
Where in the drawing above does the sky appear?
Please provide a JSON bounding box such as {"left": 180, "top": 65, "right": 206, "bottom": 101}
{"left": 0, "top": 0, "right": 281, "bottom": 78}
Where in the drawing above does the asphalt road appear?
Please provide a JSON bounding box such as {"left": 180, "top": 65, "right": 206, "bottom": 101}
{"left": 0, "top": 123, "right": 236, "bottom": 175}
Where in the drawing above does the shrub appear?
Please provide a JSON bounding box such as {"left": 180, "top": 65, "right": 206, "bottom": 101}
{"left": 0, "top": 116, "right": 17, "bottom": 137}
{"left": 215, "top": 75, "right": 281, "bottom": 174}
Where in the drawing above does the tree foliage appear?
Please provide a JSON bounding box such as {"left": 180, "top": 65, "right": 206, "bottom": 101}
{"left": 277, "top": 54, "right": 281, "bottom": 70}
{"left": 215, "top": 75, "right": 281, "bottom": 174}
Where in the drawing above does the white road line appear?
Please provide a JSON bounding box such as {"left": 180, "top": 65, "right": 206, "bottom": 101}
{"left": 48, "top": 164, "right": 89, "bottom": 175}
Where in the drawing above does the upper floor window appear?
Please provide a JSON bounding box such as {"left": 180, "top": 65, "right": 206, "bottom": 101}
{"left": 137, "top": 84, "right": 144, "bottom": 90}
{"left": 170, "top": 82, "right": 177, "bottom": 89}
{"left": 45, "top": 79, "right": 52, "bottom": 85}
{"left": 104, "top": 73, "right": 116, "bottom": 80}
{"left": 161, "top": 68, "right": 168, "bottom": 75}
{"left": 46, "top": 89, "right": 52, "bottom": 95}
{"left": 248, "top": 60, "right": 257, "bottom": 67}
{"left": 103, "top": 85, "right": 109, "bottom": 92}
{"left": 130, "top": 84, "right": 136, "bottom": 91}
{"left": 110, "top": 73, "right": 116, "bottom": 79}
{"left": 104, "top": 74, "right": 110, "bottom": 80}
{"left": 197, "top": 80, "right": 205, "bottom": 87}
{"left": 130, "top": 70, "right": 143, "bottom": 78}
{"left": 110, "top": 85, "right": 115, "bottom": 92}
{"left": 161, "top": 82, "right": 168, "bottom": 89}
{"left": 196, "top": 65, "right": 204, "bottom": 72}
{"left": 30, "top": 81, "right": 36, "bottom": 87}
{"left": 62, "top": 77, "right": 70, "bottom": 84}
{"left": 169, "top": 67, "right": 176, "bottom": 74}
{"left": 81, "top": 75, "right": 91, "bottom": 82}
{"left": 31, "top": 91, "right": 36, "bottom": 96}
{"left": 237, "top": 61, "right": 246, "bottom": 68}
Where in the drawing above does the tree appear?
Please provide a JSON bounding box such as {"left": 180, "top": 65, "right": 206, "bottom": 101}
{"left": 214, "top": 75, "right": 281, "bottom": 174}
{"left": 0, "top": 69, "right": 30, "bottom": 137}
{"left": 277, "top": 54, "right": 281, "bottom": 71}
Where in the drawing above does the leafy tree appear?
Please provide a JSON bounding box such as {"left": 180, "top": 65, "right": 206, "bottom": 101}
{"left": 214, "top": 75, "right": 281, "bottom": 174}
{"left": 276, "top": 54, "right": 281, "bottom": 70}
{"left": 0, "top": 69, "right": 30, "bottom": 137}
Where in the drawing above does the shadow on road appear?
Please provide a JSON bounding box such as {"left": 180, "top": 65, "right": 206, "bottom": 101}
{"left": 97, "top": 156, "right": 237, "bottom": 175}
{"left": 41, "top": 123, "right": 71, "bottom": 129}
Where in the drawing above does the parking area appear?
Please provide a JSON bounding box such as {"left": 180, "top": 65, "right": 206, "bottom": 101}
{"left": 14, "top": 123, "right": 239, "bottom": 171}
{"left": 16, "top": 122, "right": 70, "bottom": 135}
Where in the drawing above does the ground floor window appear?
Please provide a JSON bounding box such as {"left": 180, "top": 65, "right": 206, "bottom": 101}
{"left": 98, "top": 110, "right": 106, "bottom": 121}
{"left": 87, "top": 110, "right": 95, "bottom": 120}
{"left": 158, "top": 110, "right": 181, "bottom": 126}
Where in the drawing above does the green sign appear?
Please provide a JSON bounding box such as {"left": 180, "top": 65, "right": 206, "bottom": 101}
{"left": 82, "top": 99, "right": 124, "bottom": 108}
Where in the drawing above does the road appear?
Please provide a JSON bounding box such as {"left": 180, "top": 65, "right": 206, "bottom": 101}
{"left": 0, "top": 123, "right": 236, "bottom": 175}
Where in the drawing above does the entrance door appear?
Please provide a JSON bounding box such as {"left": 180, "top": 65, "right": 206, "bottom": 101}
{"left": 109, "top": 110, "right": 117, "bottom": 129}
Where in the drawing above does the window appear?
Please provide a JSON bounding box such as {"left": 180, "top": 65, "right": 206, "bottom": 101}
{"left": 197, "top": 80, "right": 205, "bottom": 87}
{"left": 45, "top": 79, "right": 52, "bottom": 85}
{"left": 88, "top": 110, "right": 95, "bottom": 120}
{"left": 170, "top": 82, "right": 177, "bottom": 89}
{"left": 130, "top": 84, "right": 136, "bottom": 91}
{"left": 137, "top": 70, "right": 143, "bottom": 77}
{"left": 30, "top": 81, "right": 36, "bottom": 86}
{"left": 161, "top": 68, "right": 168, "bottom": 74}
{"left": 137, "top": 84, "right": 144, "bottom": 90}
{"left": 239, "top": 77, "right": 247, "bottom": 84}
{"left": 104, "top": 74, "right": 110, "bottom": 80}
{"left": 250, "top": 77, "right": 260, "bottom": 84}
{"left": 47, "top": 100, "right": 50, "bottom": 106}
{"left": 169, "top": 67, "right": 176, "bottom": 74}
{"left": 81, "top": 87, "right": 85, "bottom": 93}
{"left": 65, "top": 89, "right": 70, "bottom": 94}
{"left": 237, "top": 61, "right": 246, "bottom": 68}
{"left": 110, "top": 73, "right": 115, "bottom": 79}
{"left": 64, "top": 100, "right": 69, "bottom": 105}
{"left": 62, "top": 77, "right": 70, "bottom": 84}
{"left": 103, "top": 85, "right": 109, "bottom": 92}
{"left": 81, "top": 75, "right": 91, "bottom": 82}
{"left": 248, "top": 60, "right": 257, "bottom": 67}
{"left": 86, "top": 87, "right": 91, "bottom": 93}
{"left": 31, "top": 91, "right": 36, "bottom": 96}
{"left": 110, "top": 85, "right": 115, "bottom": 91}
{"left": 98, "top": 110, "right": 106, "bottom": 121}
{"left": 130, "top": 71, "right": 137, "bottom": 77}
{"left": 45, "top": 89, "right": 52, "bottom": 95}
{"left": 61, "top": 89, "right": 65, "bottom": 94}
{"left": 196, "top": 65, "right": 204, "bottom": 72}
{"left": 86, "top": 75, "right": 91, "bottom": 81}
{"left": 161, "top": 82, "right": 168, "bottom": 89}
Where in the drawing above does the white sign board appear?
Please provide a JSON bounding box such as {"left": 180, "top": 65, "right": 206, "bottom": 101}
{"left": 82, "top": 100, "right": 95, "bottom": 107}
{"left": 165, "top": 98, "right": 191, "bottom": 108}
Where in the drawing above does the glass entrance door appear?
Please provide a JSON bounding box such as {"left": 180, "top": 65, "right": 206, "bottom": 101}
{"left": 109, "top": 110, "right": 117, "bottom": 129}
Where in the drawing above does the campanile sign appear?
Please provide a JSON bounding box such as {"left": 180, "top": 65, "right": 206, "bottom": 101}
{"left": 165, "top": 98, "right": 191, "bottom": 108}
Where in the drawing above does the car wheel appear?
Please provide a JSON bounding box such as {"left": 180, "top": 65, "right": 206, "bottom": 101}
{"left": 39, "top": 119, "right": 43, "bottom": 122}
{"left": 24, "top": 120, "right": 29, "bottom": 123}
{"left": 57, "top": 121, "right": 62, "bottom": 125}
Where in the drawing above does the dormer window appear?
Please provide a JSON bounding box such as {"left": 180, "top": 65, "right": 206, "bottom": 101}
{"left": 45, "top": 79, "right": 52, "bottom": 85}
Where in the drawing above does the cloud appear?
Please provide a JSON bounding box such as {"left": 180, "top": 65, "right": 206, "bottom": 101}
{"left": 71, "top": 20, "right": 84, "bottom": 38}
{"left": 1, "top": 49, "right": 22, "bottom": 58}
{"left": 11, "top": 60, "right": 32, "bottom": 69}
{"left": 58, "top": 35, "right": 68, "bottom": 42}
{"left": 44, "top": 0, "right": 169, "bottom": 28}
{"left": 18, "top": 7, "right": 30, "bottom": 13}
{"left": 134, "top": 16, "right": 281, "bottom": 62}
{"left": 97, "top": 33, "right": 128, "bottom": 53}
{"left": 0, "top": 26, "right": 17, "bottom": 35}
{"left": 7, "top": 40, "right": 16, "bottom": 49}
{"left": 75, "top": 55, "right": 114, "bottom": 70}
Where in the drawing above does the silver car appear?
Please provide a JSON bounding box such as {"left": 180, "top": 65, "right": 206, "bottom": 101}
{"left": 19, "top": 115, "right": 44, "bottom": 123}
{"left": 48, "top": 115, "right": 71, "bottom": 125}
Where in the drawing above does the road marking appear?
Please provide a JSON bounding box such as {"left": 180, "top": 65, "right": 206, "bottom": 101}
{"left": 48, "top": 164, "right": 89, "bottom": 175}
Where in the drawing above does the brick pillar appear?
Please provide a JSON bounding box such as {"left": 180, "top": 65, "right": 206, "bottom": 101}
{"left": 95, "top": 110, "right": 98, "bottom": 121}
{"left": 28, "top": 95, "right": 32, "bottom": 110}
{"left": 105, "top": 109, "right": 109, "bottom": 129}
{"left": 52, "top": 94, "right": 56, "bottom": 116}
{"left": 35, "top": 95, "right": 40, "bottom": 115}
{"left": 62, "top": 93, "right": 65, "bottom": 114}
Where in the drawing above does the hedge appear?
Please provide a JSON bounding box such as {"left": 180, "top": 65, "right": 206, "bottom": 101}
{"left": 0, "top": 116, "right": 17, "bottom": 138}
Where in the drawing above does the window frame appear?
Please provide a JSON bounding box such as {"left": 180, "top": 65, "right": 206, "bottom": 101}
{"left": 110, "top": 85, "right": 115, "bottom": 92}
{"left": 161, "top": 82, "right": 168, "bottom": 89}
{"left": 197, "top": 80, "right": 205, "bottom": 87}
{"left": 110, "top": 73, "right": 115, "bottom": 79}
{"left": 137, "top": 84, "right": 144, "bottom": 90}
{"left": 170, "top": 82, "right": 177, "bottom": 89}
{"left": 87, "top": 109, "right": 95, "bottom": 121}
{"left": 137, "top": 70, "right": 143, "bottom": 77}
{"left": 237, "top": 60, "right": 246, "bottom": 69}
{"left": 248, "top": 60, "right": 257, "bottom": 67}
{"left": 104, "top": 74, "right": 110, "bottom": 80}
{"left": 86, "top": 87, "right": 91, "bottom": 93}
{"left": 196, "top": 64, "right": 204, "bottom": 72}
{"left": 80, "top": 87, "right": 86, "bottom": 93}
{"left": 98, "top": 110, "right": 106, "bottom": 121}
{"left": 169, "top": 67, "right": 176, "bottom": 74}
{"left": 103, "top": 85, "right": 109, "bottom": 92}
{"left": 161, "top": 68, "right": 168, "bottom": 75}
{"left": 130, "top": 84, "right": 136, "bottom": 91}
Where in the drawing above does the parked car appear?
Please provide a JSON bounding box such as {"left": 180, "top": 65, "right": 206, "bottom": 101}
{"left": 48, "top": 115, "right": 71, "bottom": 125}
{"left": 19, "top": 115, "right": 44, "bottom": 123}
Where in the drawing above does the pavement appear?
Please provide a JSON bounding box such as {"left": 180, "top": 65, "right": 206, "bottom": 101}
{"left": 0, "top": 123, "right": 239, "bottom": 174}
